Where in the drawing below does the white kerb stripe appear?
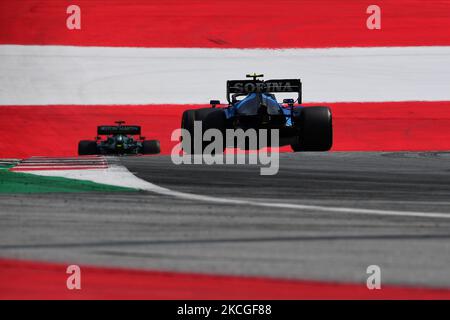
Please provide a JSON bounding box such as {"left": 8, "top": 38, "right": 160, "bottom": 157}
{"left": 1, "top": 45, "right": 450, "bottom": 105}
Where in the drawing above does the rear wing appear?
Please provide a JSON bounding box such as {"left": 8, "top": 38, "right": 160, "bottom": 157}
{"left": 226, "top": 79, "right": 302, "bottom": 103}
{"left": 97, "top": 125, "right": 141, "bottom": 135}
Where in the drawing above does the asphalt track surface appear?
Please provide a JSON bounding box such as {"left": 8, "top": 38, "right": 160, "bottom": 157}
{"left": 1, "top": 152, "right": 450, "bottom": 288}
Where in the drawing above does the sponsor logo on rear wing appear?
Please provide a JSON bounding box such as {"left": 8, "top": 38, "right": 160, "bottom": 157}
{"left": 97, "top": 126, "right": 141, "bottom": 135}
{"left": 227, "top": 79, "right": 301, "bottom": 93}
{"left": 227, "top": 79, "right": 302, "bottom": 103}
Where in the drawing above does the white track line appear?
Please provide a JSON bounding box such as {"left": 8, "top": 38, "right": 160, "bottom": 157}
{"left": 1, "top": 45, "right": 450, "bottom": 104}
{"left": 28, "top": 162, "right": 450, "bottom": 220}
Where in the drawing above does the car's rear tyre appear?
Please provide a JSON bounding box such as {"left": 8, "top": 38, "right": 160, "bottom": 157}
{"left": 181, "top": 108, "right": 225, "bottom": 154}
{"left": 78, "top": 140, "right": 98, "bottom": 155}
{"left": 291, "top": 106, "right": 333, "bottom": 152}
{"left": 142, "top": 140, "right": 160, "bottom": 154}
{"left": 181, "top": 109, "right": 196, "bottom": 154}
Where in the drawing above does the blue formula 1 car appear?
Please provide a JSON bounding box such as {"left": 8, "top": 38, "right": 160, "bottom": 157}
{"left": 78, "top": 121, "right": 160, "bottom": 155}
{"left": 181, "top": 74, "right": 332, "bottom": 153}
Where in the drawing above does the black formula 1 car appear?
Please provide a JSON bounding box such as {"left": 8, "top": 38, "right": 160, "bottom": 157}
{"left": 78, "top": 121, "right": 160, "bottom": 155}
{"left": 181, "top": 74, "right": 332, "bottom": 153}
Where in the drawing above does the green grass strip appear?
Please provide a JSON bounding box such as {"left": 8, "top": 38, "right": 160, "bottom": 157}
{"left": 0, "top": 170, "right": 137, "bottom": 193}
{"left": 0, "top": 163, "right": 18, "bottom": 169}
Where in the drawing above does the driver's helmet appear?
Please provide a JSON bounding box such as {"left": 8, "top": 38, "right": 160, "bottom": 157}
{"left": 116, "top": 135, "right": 124, "bottom": 144}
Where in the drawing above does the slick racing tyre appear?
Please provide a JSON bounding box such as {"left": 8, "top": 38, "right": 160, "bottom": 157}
{"left": 181, "top": 108, "right": 225, "bottom": 154}
{"left": 195, "top": 108, "right": 226, "bottom": 131}
{"left": 78, "top": 140, "right": 98, "bottom": 155}
{"left": 181, "top": 109, "right": 196, "bottom": 154}
{"left": 291, "top": 106, "right": 333, "bottom": 152}
{"left": 196, "top": 108, "right": 226, "bottom": 154}
{"left": 142, "top": 140, "right": 161, "bottom": 154}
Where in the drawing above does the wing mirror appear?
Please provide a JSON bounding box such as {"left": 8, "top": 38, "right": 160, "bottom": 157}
{"left": 210, "top": 100, "right": 220, "bottom": 108}
{"left": 283, "top": 98, "right": 295, "bottom": 106}
{"left": 140, "top": 136, "right": 146, "bottom": 140}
